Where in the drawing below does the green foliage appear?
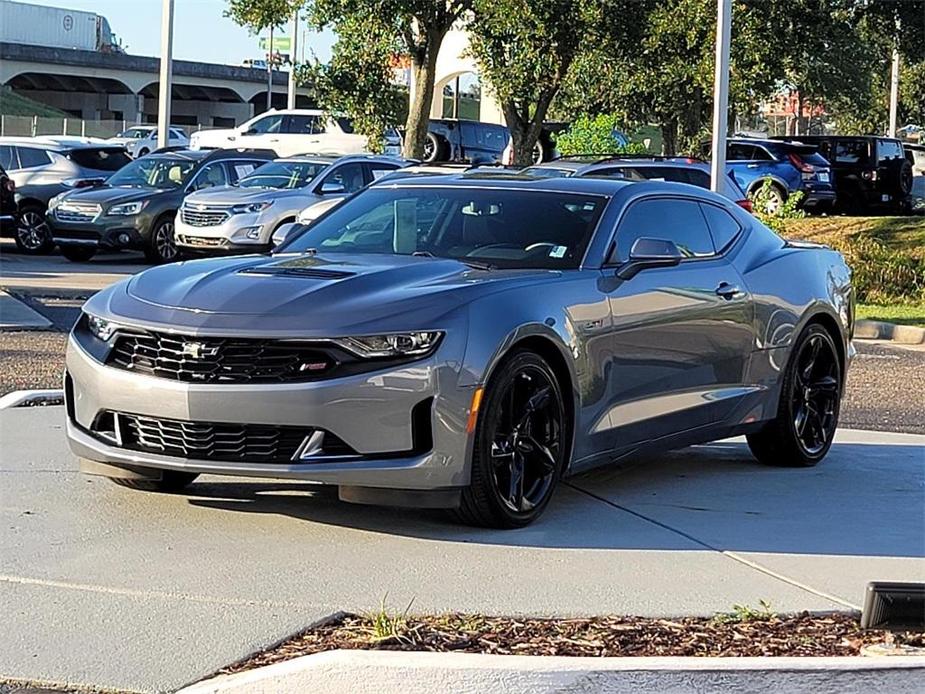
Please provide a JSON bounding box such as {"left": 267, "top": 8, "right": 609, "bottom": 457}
{"left": 711, "top": 600, "right": 776, "bottom": 625}
{"left": 751, "top": 179, "right": 805, "bottom": 232}
{"left": 833, "top": 236, "right": 925, "bottom": 304}
{"left": 362, "top": 595, "right": 414, "bottom": 642}
{"left": 555, "top": 114, "right": 646, "bottom": 156}
{"left": 224, "top": 0, "right": 301, "bottom": 33}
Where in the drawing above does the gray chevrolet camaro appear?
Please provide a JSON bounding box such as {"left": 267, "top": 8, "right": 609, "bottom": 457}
{"left": 66, "top": 173, "right": 854, "bottom": 528}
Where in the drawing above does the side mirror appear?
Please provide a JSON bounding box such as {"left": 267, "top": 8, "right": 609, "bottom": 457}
{"left": 241, "top": 129, "right": 255, "bottom": 137}
{"left": 272, "top": 222, "right": 299, "bottom": 247}
{"left": 320, "top": 181, "right": 346, "bottom": 195}
{"left": 615, "top": 237, "right": 683, "bottom": 280}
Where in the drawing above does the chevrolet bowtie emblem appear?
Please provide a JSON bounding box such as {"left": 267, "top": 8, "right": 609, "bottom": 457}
{"left": 181, "top": 342, "right": 218, "bottom": 359}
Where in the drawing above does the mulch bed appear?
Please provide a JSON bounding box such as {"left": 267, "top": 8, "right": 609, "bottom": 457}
{"left": 219, "top": 611, "right": 924, "bottom": 675}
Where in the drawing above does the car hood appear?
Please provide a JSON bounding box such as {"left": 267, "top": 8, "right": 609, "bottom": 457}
{"left": 60, "top": 185, "right": 166, "bottom": 206}
{"left": 91, "top": 253, "right": 556, "bottom": 336}
{"left": 184, "top": 186, "right": 316, "bottom": 206}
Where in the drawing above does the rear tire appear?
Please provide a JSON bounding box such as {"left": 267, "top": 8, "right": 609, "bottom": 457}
{"left": 422, "top": 132, "right": 447, "bottom": 163}
{"left": 14, "top": 204, "right": 54, "bottom": 254}
{"left": 455, "top": 350, "right": 568, "bottom": 528}
{"left": 110, "top": 470, "right": 199, "bottom": 493}
{"left": 747, "top": 323, "right": 841, "bottom": 467}
{"left": 60, "top": 245, "right": 96, "bottom": 262}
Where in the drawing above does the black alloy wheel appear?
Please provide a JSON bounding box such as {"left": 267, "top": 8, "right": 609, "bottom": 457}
{"left": 748, "top": 323, "right": 841, "bottom": 467}
{"left": 457, "top": 350, "right": 567, "bottom": 528}
{"left": 14, "top": 205, "right": 54, "bottom": 254}
{"left": 146, "top": 216, "right": 179, "bottom": 264}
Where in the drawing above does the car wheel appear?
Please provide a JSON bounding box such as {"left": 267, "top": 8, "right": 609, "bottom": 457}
{"left": 14, "top": 204, "right": 54, "bottom": 254}
{"left": 60, "top": 245, "right": 96, "bottom": 262}
{"left": 110, "top": 470, "right": 199, "bottom": 493}
{"left": 455, "top": 350, "right": 568, "bottom": 528}
{"left": 137, "top": 148, "right": 149, "bottom": 158}
{"left": 532, "top": 140, "right": 547, "bottom": 164}
{"left": 747, "top": 323, "right": 841, "bottom": 467}
{"left": 898, "top": 160, "right": 914, "bottom": 197}
{"left": 145, "top": 216, "right": 179, "bottom": 264}
{"left": 422, "top": 132, "right": 446, "bottom": 163}
{"left": 755, "top": 182, "right": 786, "bottom": 215}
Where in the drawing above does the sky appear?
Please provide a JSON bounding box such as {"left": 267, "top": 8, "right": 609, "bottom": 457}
{"left": 20, "top": 0, "right": 335, "bottom": 65}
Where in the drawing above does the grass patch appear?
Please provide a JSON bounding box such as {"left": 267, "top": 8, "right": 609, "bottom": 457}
{"left": 857, "top": 303, "right": 925, "bottom": 327}
{"left": 779, "top": 216, "right": 925, "bottom": 304}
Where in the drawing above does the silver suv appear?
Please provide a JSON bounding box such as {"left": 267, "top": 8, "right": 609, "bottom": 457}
{"left": 0, "top": 137, "right": 132, "bottom": 187}
{"left": 175, "top": 154, "right": 409, "bottom": 254}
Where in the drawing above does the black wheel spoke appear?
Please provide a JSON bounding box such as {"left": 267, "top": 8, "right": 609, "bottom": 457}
{"left": 790, "top": 332, "right": 840, "bottom": 456}
{"left": 522, "top": 434, "right": 557, "bottom": 473}
{"left": 508, "top": 456, "right": 525, "bottom": 511}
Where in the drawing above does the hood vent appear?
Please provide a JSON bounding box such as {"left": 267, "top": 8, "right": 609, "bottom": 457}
{"left": 238, "top": 266, "right": 356, "bottom": 280}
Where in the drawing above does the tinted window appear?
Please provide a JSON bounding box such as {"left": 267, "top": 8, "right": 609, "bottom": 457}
{"left": 751, "top": 146, "right": 774, "bottom": 161}
{"left": 284, "top": 187, "right": 606, "bottom": 270}
{"left": 18, "top": 147, "right": 52, "bottom": 169}
{"left": 832, "top": 139, "right": 870, "bottom": 165}
{"left": 107, "top": 156, "right": 197, "bottom": 188}
{"left": 68, "top": 148, "right": 131, "bottom": 171}
{"left": 322, "top": 162, "right": 366, "bottom": 193}
{"left": 247, "top": 114, "right": 283, "bottom": 134}
{"left": 0, "top": 145, "right": 17, "bottom": 170}
{"left": 189, "top": 162, "right": 229, "bottom": 191}
{"left": 700, "top": 203, "right": 741, "bottom": 252}
{"left": 878, "top": 139, "right": 903, "bottom": 164}
{"left": 615, "top": 198, "right": 714, "bottom": 261}
{"left": 336, "top": 117, "right": 355, "bottom": 134}
{"left": 367, "top": 162, "right": 401, "bottom": 182}
{"left": 727, "top": 144, "right": 756, "bottom": 160}
{"left": 286, "top": 115, "right": 323, "bottom": 135}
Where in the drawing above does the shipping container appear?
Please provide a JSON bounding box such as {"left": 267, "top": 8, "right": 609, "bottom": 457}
{"left": 0, "top": 0, "right": 118, "bottom": 52}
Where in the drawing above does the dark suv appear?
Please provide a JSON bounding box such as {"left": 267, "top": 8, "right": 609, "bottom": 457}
{"left": 774, "top": 136, "right": 914, "bottom": 213}
{"left": 47, "top": 148, "right": 275, "bottom": 264}
{"left": 422, "top": 119, "right": 559, "bottom": 165}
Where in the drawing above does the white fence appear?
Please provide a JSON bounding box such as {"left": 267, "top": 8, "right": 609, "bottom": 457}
{"left": 0, "top": 116, "right": 218, "bottom": 139}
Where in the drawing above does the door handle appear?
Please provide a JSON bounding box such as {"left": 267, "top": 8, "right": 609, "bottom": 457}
{"left": 746, "top": 163, "right": 760, "bottom": 169}
{"left": 715, "top": 282, "right": 742, "bottom": 299}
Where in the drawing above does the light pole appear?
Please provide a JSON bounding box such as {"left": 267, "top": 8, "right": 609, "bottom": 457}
{"left": 156, "top": 0, "right": 174, "bottom": 149}
{"left": 888, "top": 44, "right": 900, "bottom": 137}
{"left": 267, "top": 25, "right": 274, "bottom": 111}
{"left": 710, "top": 0, "right": 732, "bottom": 195}
{"left": 287, "top": 10, "right": 298, "bottom": 110}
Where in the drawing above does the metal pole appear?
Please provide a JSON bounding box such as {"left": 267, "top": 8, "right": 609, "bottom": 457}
{"left": 267, "top": 25, "right": 274, "bottom": 111}
{"left": 287, "top": 10, "right": 298, "bottom": 110}
{"left": 709, "top": 0, "right": 732, "bottom": 195}
{"left": 888, "top": 44, "right": 900, "bottom": 137}
{"left": 157, "top": 0, "right": 174, "bottom": 149}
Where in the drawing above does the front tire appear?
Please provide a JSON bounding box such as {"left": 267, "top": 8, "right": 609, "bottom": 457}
{"left": 456, "top": 350, "right": 568, "bottom": 528}
{"left": 110, "top": 470, "right": 199, "bottom": 493}
{"left": 60, "top": 245, "right": 96, "bottom": 262}
{"left": 144, "top": 215, "right": 179, "bottom": 264}
{"left": 747, "top": 323, "right": 841, "bottom": 467}
{"left": 14, "top": 204, "right": 54, "bottom": 254}
{"left": 422, "top": 132, "right": 447, "bottom": 163}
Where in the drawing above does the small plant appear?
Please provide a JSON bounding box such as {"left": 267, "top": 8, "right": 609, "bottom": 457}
{"left": 363, "top": 595, "right": 415, "bottom": 642}
{"left": 556, "top": 113, "right": 648, "bottom": 156}
{"left": 751, "top": 179, "right": 805, "bottom": 233}
{"left": 711, "top": 599, "right": 777, "bottom": 625}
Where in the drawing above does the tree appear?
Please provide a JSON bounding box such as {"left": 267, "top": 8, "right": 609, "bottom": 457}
{"left": 310, "top": 1, "right": 473, "bottom": 158}
{"left": 225, "top": 0, "right": 300, "bottom": 32}
{"left": 468, "top": 0, "right": 643, "bottom": 165}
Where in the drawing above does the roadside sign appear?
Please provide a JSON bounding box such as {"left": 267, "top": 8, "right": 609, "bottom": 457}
{"left": 259, "top": 35, "right": 291, "bottom": 51}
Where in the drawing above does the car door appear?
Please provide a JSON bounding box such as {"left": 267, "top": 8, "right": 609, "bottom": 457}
{"left": 235, "top": 113, "right": 285, "bottom": 152}
{"left": 312, "top": 161, "right": 367, "bottom": 200}
{"left": 726, "top": 143, "right": 765, "bottom": 192}
{"left": 602, "top": 196, "right": 754, "bottom": 447}
{"left": 459, "top": 122, "right": 508, "bottom": 163}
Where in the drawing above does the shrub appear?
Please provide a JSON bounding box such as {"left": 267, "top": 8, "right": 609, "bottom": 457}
{"left": 556, "top": 113, "right": 647, "bottom": 156}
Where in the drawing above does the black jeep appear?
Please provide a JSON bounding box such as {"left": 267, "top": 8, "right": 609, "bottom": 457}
{"left": 774, "top": 135, "right": 914, "bottom": 213}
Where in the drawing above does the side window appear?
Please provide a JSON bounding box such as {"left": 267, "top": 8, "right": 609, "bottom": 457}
{"left": 877, "top": 139, "right": 903, "bottom": 165}
{"left": 613, "top": 198, "right": 714, "bottom": 262}
{"left": 285, "top": 115, "right": 322, "bottom": 134}
{"left": 700, "top": 203, "right": 742, "bottom": 253}
{"left": 18, "top": 147, "right": 52, "bottom": 168}
{"left": 751, "top": 147, "right": 773, "bottom": 161}
{"left": 228, "top": 159, "right": 261, "bottom": 183}
{"left": 833, "top": 139, "right": 870, "bottom": 165}
{"left": 189, "top": 162, "right": 228, "bottom": 191}
{"left": 0, "top": 145, "right": 17, "bottom": 170}
{"left": 727, "top": 144, "right": 755, "bottom": 161}
{"left": 367, "top": 162, "right": 401, "bottom": 182}
{"left": 246, "top": 114, "right": 283, "bottom": 135}
{"left": 322, "top": 162, "right": 366, "bottom": 193}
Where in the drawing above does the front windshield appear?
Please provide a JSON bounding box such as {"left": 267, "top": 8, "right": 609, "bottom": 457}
{"left": 119, "top": 128, "right": 151, "bottom": 139}
{"left": 283, "top": 187, "right": 606, "bottom": 269}
{"left": 106, "top": 156, "right": 197, "bottom": 189}
{"left": 238, "top": 160, "right": 329, "bottom": 189}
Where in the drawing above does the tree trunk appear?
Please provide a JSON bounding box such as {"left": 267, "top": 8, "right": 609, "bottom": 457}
{"left": 503, "top": 94, "right": 553, "bottom": 166}
{"left": 403, "top": 34, "right": 442, "bottom": 160}
{"left": 661, "top": 119, "right": 678, "bottom": 156}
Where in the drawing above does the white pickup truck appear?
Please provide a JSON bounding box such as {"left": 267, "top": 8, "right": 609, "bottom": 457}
{"left": 189, "top": 109, "right": 369, "bottom": 157}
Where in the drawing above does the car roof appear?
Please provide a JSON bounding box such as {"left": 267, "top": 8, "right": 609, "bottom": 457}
{"left": 278, "top": 153, "right": 412, "bottom": 165}
{"left": 378, "top": 171, "right": 637, "bottom": 196}
{"left": 0, "top": 136, "right": 125, "bottom": 151}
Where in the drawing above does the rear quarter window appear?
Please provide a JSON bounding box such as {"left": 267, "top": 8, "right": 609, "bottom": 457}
{"left": 17, "top": 147, "right": 52, "bottom": 169}
{"left": 699, "top": 203, "right": 742, "bottom": 253}
{"left": 68, "top": 148, "right": 131, "bottom": 171}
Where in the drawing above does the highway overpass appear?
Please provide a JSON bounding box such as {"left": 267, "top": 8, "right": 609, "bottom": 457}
{"left": 0, "top": 42, "right": 315, "bottom": 127}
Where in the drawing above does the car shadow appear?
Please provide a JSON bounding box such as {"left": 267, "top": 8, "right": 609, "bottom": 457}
{"left": 185, "top": 439, "right": 925, "bottom": 558}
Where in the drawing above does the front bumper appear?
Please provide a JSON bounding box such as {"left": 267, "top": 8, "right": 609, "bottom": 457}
{"left": 175, "top": 212, "right": 272, "bottom": 253}
{"left": 49, "top": 214, "right": 149, "bottom": 250}
{"left": 800, "top": 189, "right": 837, "bottom": 209}
{"left": 65, "top": 333, "right": 473, "bottom": 492}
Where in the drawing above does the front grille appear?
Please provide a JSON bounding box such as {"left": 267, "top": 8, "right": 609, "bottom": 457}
{"left": 107, "top": 331, "right": 338, "bottom": 383}
{"left": 119, "top": 413, "right": 309, "bottom": 463}
{"left": 181, "top": 207, "right": 230, "bottom": 227}
{"left": 55, "top": 202, "right": 101, "bottom": 223}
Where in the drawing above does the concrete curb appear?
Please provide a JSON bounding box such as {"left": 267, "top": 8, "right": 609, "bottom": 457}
{"left": 855, "top": 319, "right": 925, "bottom": 345}
{"left": 179, "top": 651, "right": 925, "bottom": 694}
{"left": 0, "top": 388, "right": 65, "bottom": 409}
{"left": 0, "top": 289, "right": 52, "bottom": 330}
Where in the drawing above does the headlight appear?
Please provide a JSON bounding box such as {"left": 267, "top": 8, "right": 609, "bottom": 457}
{"left": 335, "top": 332, "right": 443, "bottom": 359}
{"left": 86, "top": 313, "right": 121, "bottom": 341}
{"left": 108, "top": 201, "right": 147, "bottom": 216}
{"left": 48, "top": 193, "right": 66, "bottom": 211}
{"left": 232, "top": 201, "right": 273, "bottom": 214}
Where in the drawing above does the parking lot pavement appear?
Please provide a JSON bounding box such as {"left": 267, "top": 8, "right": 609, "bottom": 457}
{"left": 1, "top": 407, "right": 922, "bottom": 693}
{"left": 0, "top": 241, "right": 147, "bottom": 294}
